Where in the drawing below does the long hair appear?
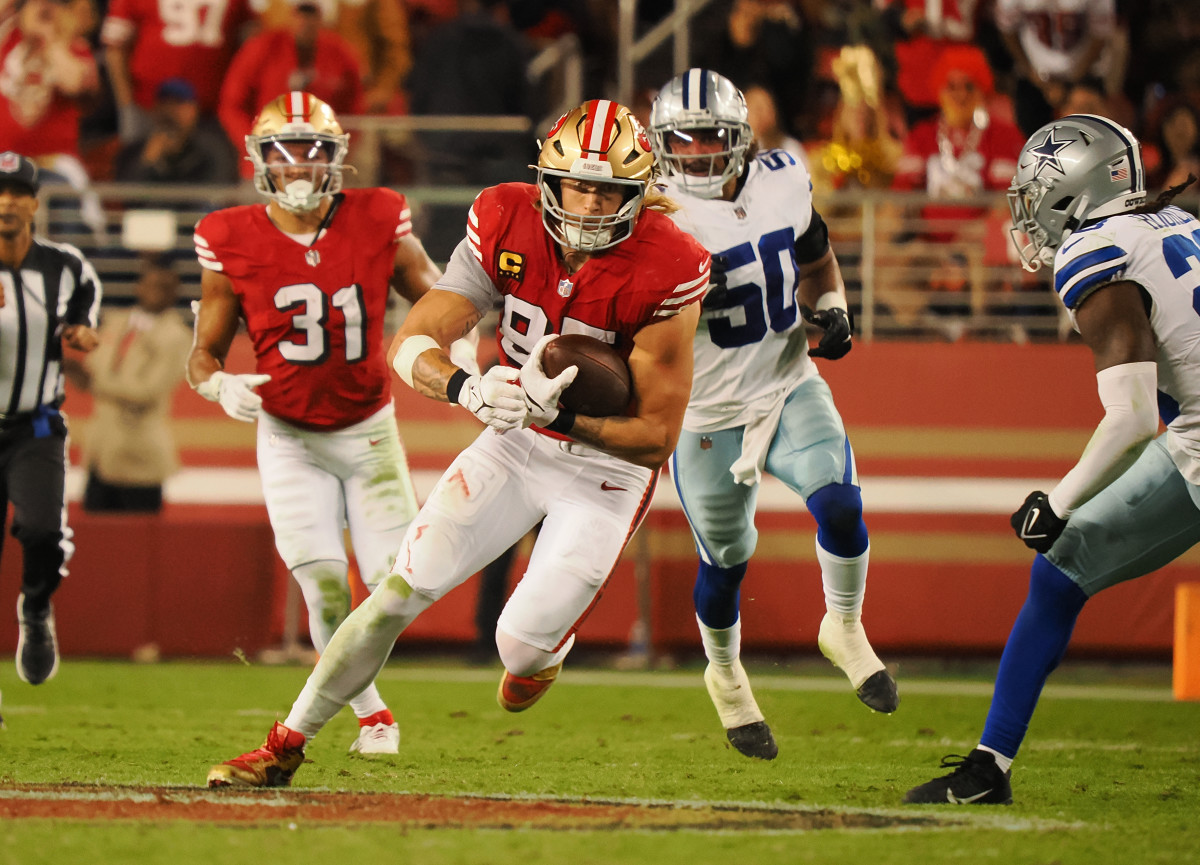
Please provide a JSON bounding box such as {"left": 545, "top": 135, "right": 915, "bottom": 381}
{"left": 1131, "top": 174, "right": 1197, "bottom": 215}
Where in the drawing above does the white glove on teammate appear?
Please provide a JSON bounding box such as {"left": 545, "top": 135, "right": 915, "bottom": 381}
{"left": 457, "top": 366, "right": 528, "bottom": 431}
{"left": 519, "top": 334, "right": 577, "bottom": 428}
{"left": 196, "top": 371, "right": 272, "bottom": 423}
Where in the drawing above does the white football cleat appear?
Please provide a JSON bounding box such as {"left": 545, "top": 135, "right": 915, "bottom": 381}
{"left": 817, "top": 611, "right": 899, "bottom": 713}
{"left": 349, "top": 721, "right": 400, "bottom": 755}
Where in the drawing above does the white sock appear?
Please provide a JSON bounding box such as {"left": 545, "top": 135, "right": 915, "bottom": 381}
{"left": 696, "top": 615, "right": 741, "bottom": 667}
{"left": 978, "top": 744, "right": 1013, "bottom": 773}
{"left": 292, "top": 560, "right": 390, "bottom": 721}
{"left": 285, "top": 575, "right": 433, "bottom": 739}
{"left": 816, "top": 541, "right": 869, "bottom": 615}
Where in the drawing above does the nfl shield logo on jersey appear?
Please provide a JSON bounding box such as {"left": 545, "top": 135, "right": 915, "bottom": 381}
{"left": 734, "top": 206, "right": 747, "bottom": 220}
{"left": 557, "top": 278, "right": 574, "bottom": 298}
{"left": 305, "top": 249, "right": 321, "bottom": 267}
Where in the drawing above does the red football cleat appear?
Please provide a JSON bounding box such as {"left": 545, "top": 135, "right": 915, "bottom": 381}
{"left": 207, "top": 721, "right": 307, "bottom": 788}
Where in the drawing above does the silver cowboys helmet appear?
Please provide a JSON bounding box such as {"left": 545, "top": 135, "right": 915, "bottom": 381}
{"left": 247, "top": 91, "right": 350, "bottom": 213}
{"left": 649, "top": 68, "right": 752, "bottom": 199}
{"left": 1008, "top": 113, "right": 1146, "bottom": 272}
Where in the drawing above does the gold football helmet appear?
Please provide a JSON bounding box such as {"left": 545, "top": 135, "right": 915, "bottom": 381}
{"left": 247, "top": 91, "right": 350, "bottom": 213}
{"left": 536, "top": 99, "right": 657, "bottom": 251}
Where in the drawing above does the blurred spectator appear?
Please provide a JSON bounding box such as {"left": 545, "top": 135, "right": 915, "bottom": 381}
{"left": 0, "top": 0, "right": 105, "bottom": 241}
{"left": 114, "top": 78, "right": 239, "bottom": 183}
{"left": 219, "top": 0, "right": 365, "bottom": 178}
{"left": 887, "top": 44, "right": 1025, "bottom": 337}
{"left": 252, "top": 0, "right": 411, "bottom": 114}
{"left": 882, "top": 0, "right": 980, "bottom": 125}
{"left": 68, "top": 257, "right": 191, "bottom": 514}
{"left": 1, "top": 0, "right": 98, "bottom": 156}
{"left": 744, "top": 83, "right": 809, "bottom": 166}
{"left": 407, "top": 0, "right": 537, "bottom": 259}
{"left": 101, "top": 0, "right": 253, "bottom": 142}
{"left": 1146, "top": 102, "right": 1200, "bottom": 193}
{"left": 693, "top": 0, "right": 817, "bottom": 139}
{"left": 808, "top": 45, "right": 903, "bottom": 192}
{"left": 994, "top": 0, "right": 1122, "bottom": 137}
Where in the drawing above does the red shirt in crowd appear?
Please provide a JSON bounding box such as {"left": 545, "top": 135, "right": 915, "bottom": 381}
{"left": 0, "top": 26, "right": 97, "bottom": 157}
{"left": 218, "top": 27, "right": 365, "bottom": 176}
{"left": 101, "top": 0, "right": 254, "bottom": 114}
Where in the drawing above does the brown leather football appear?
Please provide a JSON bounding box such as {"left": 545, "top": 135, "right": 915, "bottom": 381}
{"left": 541, "top": 334, "right": 632, "bottom": 417}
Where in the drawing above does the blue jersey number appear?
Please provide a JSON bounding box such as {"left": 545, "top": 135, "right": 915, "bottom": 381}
{"left": 705, "top": 228, "right": 799, "bottom": 348}
{"left": 1161, "top": 228, "right": 1200, "bottom": 315}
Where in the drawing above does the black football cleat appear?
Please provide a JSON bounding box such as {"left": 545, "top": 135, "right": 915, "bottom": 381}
{"left": 726, "top": 721, "right": 778, "bottom": 760}
{"left": 904, "top": 749, "right": 1013, "bottom": 805}
{"left": 856, "top": 669, "right": 900, "bottom": 714}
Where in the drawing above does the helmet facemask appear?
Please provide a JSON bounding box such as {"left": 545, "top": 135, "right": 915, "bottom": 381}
{"left": 649, "top": 68, "right": 752, "bottom": 199}
{"left": 537, "top": 170, "right": 647, "bottom": 251}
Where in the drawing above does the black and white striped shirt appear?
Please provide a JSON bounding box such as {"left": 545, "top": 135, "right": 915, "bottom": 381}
{"left": 0, "top": 238, "right": 102, "bottom": 423}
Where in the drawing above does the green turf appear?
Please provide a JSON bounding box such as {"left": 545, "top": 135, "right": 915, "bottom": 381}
{"left": 0, "top": 656, "right": 1197, "bottom": 864}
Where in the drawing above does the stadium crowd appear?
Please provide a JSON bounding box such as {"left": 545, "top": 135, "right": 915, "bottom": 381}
{"left": 3, "top": 0, "right": 1199, "bottom": 337}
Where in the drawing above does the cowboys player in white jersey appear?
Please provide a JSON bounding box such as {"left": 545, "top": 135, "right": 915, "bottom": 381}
{"left": 650, "top": 69, "right": 899, "bottom": 760}
{"left": 907, "top": 114, "right": 1200, "bottom": 805}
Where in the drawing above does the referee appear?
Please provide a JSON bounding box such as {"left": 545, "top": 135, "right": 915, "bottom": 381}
{"left": 0, "top": 152, "right": 101, "bottom": 688}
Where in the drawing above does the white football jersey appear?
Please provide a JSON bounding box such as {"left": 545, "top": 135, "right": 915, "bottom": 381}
{"left": 1054, "top": 205, "right": 1200, "bottom": 482}
{"left": 663, "top": 150, "right": 821, "bottom": 432}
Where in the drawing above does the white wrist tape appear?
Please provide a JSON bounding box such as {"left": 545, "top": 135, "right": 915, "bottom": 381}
{"left": 392, "top": 334, "right": 441, "bottom": 388}
{"left": 816, "top": 291, "right": 848, "bottom": 312}
{"left": 1048, "top": 361, "right": 1158, "bottom": 517}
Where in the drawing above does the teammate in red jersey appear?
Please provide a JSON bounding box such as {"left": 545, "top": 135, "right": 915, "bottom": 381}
{"left": 206, "top": 98, "right": 711, "bottom": 787}
{"left": 189, "top": 92, "right": 468, "bottom": 758}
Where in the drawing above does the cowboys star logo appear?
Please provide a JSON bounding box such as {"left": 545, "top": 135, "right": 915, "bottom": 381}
{"left": 1026, "top": 127, "right": 1073, "bottom": 179}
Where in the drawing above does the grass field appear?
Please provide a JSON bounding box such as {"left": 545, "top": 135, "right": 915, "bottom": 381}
{"left": 0, "top": 653, "right": 1196, "bottom": 864}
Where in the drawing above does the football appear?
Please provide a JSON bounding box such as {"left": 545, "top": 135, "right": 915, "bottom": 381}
{"left": 541, "top": 334, "right": 632, "bottom": 417}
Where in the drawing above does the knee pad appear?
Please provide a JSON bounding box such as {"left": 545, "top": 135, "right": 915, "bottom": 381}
{"left": 806, "top": 483, "right": 867, "bottom": 558}
{"left": 693, "top": 561, "right": 748, "bottom": 629}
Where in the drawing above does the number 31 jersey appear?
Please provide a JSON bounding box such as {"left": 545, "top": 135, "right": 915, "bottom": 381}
{"left": 194, "top": 188, "right": 409, "bottom": 430}
{"left": 662, "top": 150, "right": 821, "bottom": 432}
{"left": 1054, "top": 205, "right": 1200, "bottom": 482}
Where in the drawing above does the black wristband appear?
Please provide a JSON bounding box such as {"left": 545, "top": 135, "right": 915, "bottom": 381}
{"left": 445, "top": 369, "right": 471, "bottom": 405}
{"left": 545, "top": 409, "right": 576, "bottom": 435}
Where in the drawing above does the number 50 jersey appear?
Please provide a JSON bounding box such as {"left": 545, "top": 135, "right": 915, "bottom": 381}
{"left": 662, "top": 150, "right": 822, "bottom": 433}
{"left": 194, "top": 188, "right": 409, "bottom": 430}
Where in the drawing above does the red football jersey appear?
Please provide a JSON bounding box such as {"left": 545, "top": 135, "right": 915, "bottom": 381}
{"left": 467, "top": 183, "right": 710, "bottom": 373}
{"left": 101, "top": 0, "right": 253, "bottom": 113}
{"left": 0, "top": 29, "right": 96, "bottom": 156}
{"left": 194, "top": 188, "right": 411, "bottom": 430}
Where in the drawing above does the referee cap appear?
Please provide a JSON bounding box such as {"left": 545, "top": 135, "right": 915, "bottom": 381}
{"left": 0, "top": 152, "right": 39, "bottom": 195}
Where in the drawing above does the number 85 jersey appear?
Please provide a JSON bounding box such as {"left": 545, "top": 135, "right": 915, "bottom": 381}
{"left": 194, "top": 188, "right": 408, "bottom": 430}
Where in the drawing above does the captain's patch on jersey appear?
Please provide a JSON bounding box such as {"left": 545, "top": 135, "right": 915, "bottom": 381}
{"left": 498, "top": 250, "right": 525, "bottom": 281}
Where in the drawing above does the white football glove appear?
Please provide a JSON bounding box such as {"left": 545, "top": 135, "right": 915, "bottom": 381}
{"left": 457, "top": 366, "right": 528, "bottom": 431}
{"left": 195, "top": 371, "right": 271, "bottom": 423}
{"left": 519, "top": 334, "right": 577, "bottom": 428}
{"left": 448, "top": 328, "right": 481, "bottom": 376}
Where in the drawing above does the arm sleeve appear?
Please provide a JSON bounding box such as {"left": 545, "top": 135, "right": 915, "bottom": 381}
{"left": 793, "top": 208, "right": 831, "bottom": 265}
{"left": 433, "top": 237, "right": 503, "bottom": 316}
{"left": 1047, "top": 361, "right": 1159, "bottom": 517}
